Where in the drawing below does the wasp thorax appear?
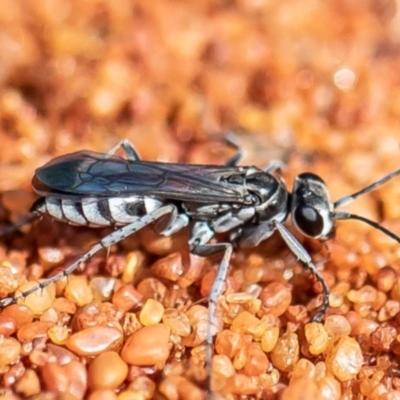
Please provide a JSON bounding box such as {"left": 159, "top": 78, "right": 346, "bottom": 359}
{"left": 245, "top": 172, "right": 279, "bottom": 203}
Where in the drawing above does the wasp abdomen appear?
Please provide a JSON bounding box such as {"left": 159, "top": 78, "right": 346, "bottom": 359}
{"left": 31, "top": 196, "right": 164, "bottom": 227}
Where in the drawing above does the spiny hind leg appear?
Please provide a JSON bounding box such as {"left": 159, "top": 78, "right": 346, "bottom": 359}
{"left": 0, "top": 205, "right": 179, "bottom": 308}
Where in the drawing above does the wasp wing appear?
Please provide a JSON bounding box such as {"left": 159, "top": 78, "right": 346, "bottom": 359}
{"left": 33, "top": 151, "right": 256, "bottom": 203}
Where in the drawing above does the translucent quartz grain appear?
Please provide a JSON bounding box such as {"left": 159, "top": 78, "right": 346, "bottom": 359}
{"left": 52, "top": 297, "right": 77, "bottom": 314}
{"left": 270, "top": 332, "right": 300, "bottom": 372}
{"left": 14, "top": 368, "right": 41, "bottom": 397}
{"left": 182, "top": 305, "right": 209, "bottom": 347}
{"left": 305, "top": 322, "right": 329, "bottom": 355}
{"left": 66, "top": 326, "right": 123, "bottom": 356}
{"left": 325, "top": 336, "right": 363, "bottom": 381}
{"left": 16, "top": 281, "right": 56, "bottom": 314}
{"left": 261, "top": 326, "right": 280, "bottom": 353}
{"left": 212, "top": 354, "right": 235, "bottom": 380}
{"left": 88, "top": 390, "right": 117, "bottom": 400}
{"left": 233, "top": 335, "right": 252, "bottom": 370}
{"left": 64, "top": 275, "right": 94, "bottom": 306}
{"left": 370, "top": 325, "right": 396, "bottom": 351}
{"left": 112, "top": 284, "right": 143, "bottom": 312}
{"left": 136, "top": 277, "right": 166, "bottom": 302}
{"left": 121, "top": 251, "right": 145, "bottom": 283}
{"left": 127, "top": 376, "right": 156, "bottom": 399}
{"left": 0, "top": 315, "right": 16, "bottom": 336}
{"left": 291, "top": 358, "right": 316, "bottom": 380}
{"left": 376, "top": 266, "right": 397, "bottom": 292}
{"left": 47, "top": 343, "right": 78, "bottom": 365}
{"left": 40, "top": 307, "right": 58, "bottom": 324}
{"left": 90, "top": 277, "right": 115, "bottom": 302}
{"left": 162, "top": 308, "right": 191, "bottom": 337}
{"left": 48, "top": 325, "right": 69, "bottom": 345}
{"left": 230, "top": 311, "right": 265, "bottom": 337}
{"left": 38, "top": 246, "right": 64, "bottom": 270}
{"left": 317, "top": 376, "right": 341, "bottom": 400}
{"left": 121, "top": 324, "right": 170, "bottom": 366}
{"left": 225, "top": 373, "right": 260, "bottom": 395}
{"left": 17, "top": 321, "right": 54, "bottom": 341}
{"left": 150, "top": 251, "right": 184, "bottom": 281}
{"left": 281, "top": 376, "right": 319, "bottom": 400}
{"left": 378, "top": 300, "right": 400, "bottom": 322}
{"left": 324, "top": 315, "right": 351, "bottom": 337}
{"left": 175, "top": 376, "right": 205, "bottom": 400}
{"left": 177, "top": 253, "right": 205, "bottom": 288}
{"left": 139, "top": 298, "right": 165, "bottom": 326}
{"left": 40, "top": 360, "right": 87, "bottom": 398}
{"left": 259, "top": 282, "right": 292, "bottom": 317}
{"left": 215, "top": 329, "right": 243, "bottom": 358}
{"left": 0, "top": 336, "right": 21, "bottom": 367}
{"left": 347, "top": 285, "right": 378, "bottom": 305}
{"left": 242, "top": 343, "right": 269, "bottom": 376}
{"left": 1, "top": 304, "right": 33, "bottom": 329}
{"left": 88, "top": 351, "right": 128, "bottom": 390}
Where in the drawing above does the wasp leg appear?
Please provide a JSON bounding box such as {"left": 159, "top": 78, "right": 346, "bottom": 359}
{"left": 156, "top": 213, "right": 190, "bottom": 236}
{"left": 233, "top": 220, "right": 276, "bottom": 248}
{"left": 219, "top": 131, "right": 245, "bottom": 166}
{"left": 188, "top": 221, "right": 233, "bottom": 393}
{"left": 274, "top": 220, "right": 330, "bottom": 322}
{"left": 194, "top": 242, "right": 233, "bottom": 394}
{"left": 263, "top": 159, "right": 286, "bottom": 174}
{"left": 0, "top": 213, "right": 39, "bottom": 237}
{"left": 207, "top": 131, "right": 245, "bottom": 166}
{"left": 0, "top": 205, "right": 178, "bottom": 308}
{"left": 106, "top": 139, "right": 141, "bottom": 161}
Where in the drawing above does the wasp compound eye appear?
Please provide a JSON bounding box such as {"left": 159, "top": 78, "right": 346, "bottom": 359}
{"left": 294, "top": 204, "right": 324, "bottom": 237}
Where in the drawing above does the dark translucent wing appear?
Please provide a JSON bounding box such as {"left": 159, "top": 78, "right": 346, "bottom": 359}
{"left": 33, "top": 151, "right": 255, "bottom": 203}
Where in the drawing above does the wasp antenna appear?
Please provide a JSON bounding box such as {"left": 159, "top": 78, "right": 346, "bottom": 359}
{"left": 334, "top": 168, "right": 400, "bottom": 209}
{"left": 333, "top": 211, "right": 400, "bottom": 243}
{"left": 0, "top": 213, "right": 38, "bottom": 236}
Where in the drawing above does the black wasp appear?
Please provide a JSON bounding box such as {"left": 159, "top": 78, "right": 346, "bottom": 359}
{"left": 2, "top": 133, "right": 400, "bottom": 383}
